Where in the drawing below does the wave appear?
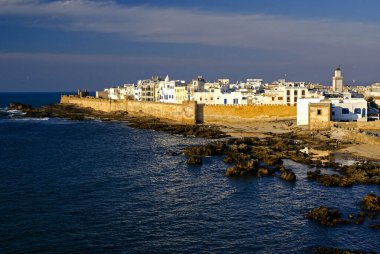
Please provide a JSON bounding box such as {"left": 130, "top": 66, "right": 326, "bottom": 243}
{"left": 12, "top": 117, "right": 50, "bottom": 121}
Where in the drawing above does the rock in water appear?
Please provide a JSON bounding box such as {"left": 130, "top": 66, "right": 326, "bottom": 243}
{"left": 187, "top": 156, "right": 202, "bottom": 165}
{"left": 225, "top": 159, "right": 259, "bottom": 177}
{"left": 369, "top": 224, "right": 380, "bottom": 230}
{"left": 280, "top": 170, "right": 296, "bottom": 182}
{"left": 312, "top": 246, "right": 377, "bottom": 254}
{"left": 360, "top": 194, "right": 380, "bottom": 212}
{"left": 307, "top": 206, "right": 348, "bottom": 226}
{"left": 8, "top": 102, "right": 32, "bottom": 111}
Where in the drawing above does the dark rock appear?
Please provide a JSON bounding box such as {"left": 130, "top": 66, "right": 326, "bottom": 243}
{"left": 280, "top": 170, "right": 296, "bottom": 182}
{"left": 312, "top": 246, "right": 377, "bottom": 254}
{"left": 360, "top": 194, "right": 380, "bottom": 212}
{"left": 225, "top": 159, "right": 259, "bottom": 177}
{"left": 353, "top": 212, "right": 366, "bottom": 225}
{"left": 307, "top": 206, "right": 349, "bottom": 226}
{"left": 186, "top": 156, "right": 202, "bottom": 165}
{"left": 307, "top": 170, "right": 354, "bottom": 187}
{"left": 9, "top": 102, "right": 32, "bottom": 110}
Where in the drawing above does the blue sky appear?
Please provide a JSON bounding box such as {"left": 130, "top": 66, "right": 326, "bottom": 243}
{"left": 1, "top": 0, "right": 380, "bottom": 91}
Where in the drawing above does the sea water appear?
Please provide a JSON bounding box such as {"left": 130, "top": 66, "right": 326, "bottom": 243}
{"left": 0, "top": 93, "right": 379, "bottom": 253}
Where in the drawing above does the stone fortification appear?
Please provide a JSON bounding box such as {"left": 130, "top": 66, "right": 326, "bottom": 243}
{"left": 198, "top": 104, "right": 296, "bottom": 124}
{"left": 60, "top": 95, "right": 126, "bottom": 112}
{"left": 60, "top": 95, "right": 196, "bottom": 124}
{"left": 60, "top": 96, "right": 297, "bottom": 124}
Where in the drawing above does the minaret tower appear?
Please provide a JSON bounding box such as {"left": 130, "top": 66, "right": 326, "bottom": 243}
{"left": 332, "top": 66, "right": 344, "bottom": 92}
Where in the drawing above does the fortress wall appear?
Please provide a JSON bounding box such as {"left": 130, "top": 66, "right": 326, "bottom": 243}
{"left": 61, "top": 96, "right": 297, "bottom": 125}
{"left": 125, "top": 100, "right": 196, "bottom": 124}
{"left": 60, "top": 96, "right": 126, "bottom": 112}
{"left": 60, "top": 96, "right": 196, "bottom": 124}
{"left": 200, "top": 104, "right": 297, "bottom": 124}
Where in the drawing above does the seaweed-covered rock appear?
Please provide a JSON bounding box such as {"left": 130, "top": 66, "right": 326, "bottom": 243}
{"left": 280, "top": 170, "right": 296, "bottom": 182}
{"left": 187, "top": 156, "right": 202, "bottom": 165}
{"left": 360, "top": 194, "right": 380, "bottom": 212}
{"left": 257, "top": 168, "right": 275, "bottom": 176}
{"left": 307, "top": 206, "right": 348, "bottom": 226}
{"left": 8, "top": 102, "right": 32, "bottom": 110}
{"left": 225, "top": 160, "right": 259, "bottom": 177}
{"left": 184, "top": 142, "right": 227, "bottom": 157}
{"left": 307, "top": 170, "right": 354, "bottom": 187}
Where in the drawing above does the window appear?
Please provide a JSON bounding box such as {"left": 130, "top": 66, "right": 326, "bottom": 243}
{"left": 342, "top": 108, "right": 349, "bottom": 114}
{"left": 224, "top": 99, "right": 227, "bottom": 105}
{"left": 294, "top": 90, "right": 298, "bottom": 96}
{"left": 317, "top": 109, "right": 322, "bottom": 115}
{"left": 287, "top": 97, "right": 290, "bottom": 102}
{"left": 287, "top": 91, "right": 290, "bottom": 96}
{"left": 302, "top": 90, "right": 305, "bottom": 96}
{"left": 272, "top": 97, "right": 275, "bottom": 101}
{"left": 354, "top": 108, "right": 361, "bottom": 114}
{"left": 233, "top": 99, "right": 238, "bottom": 104}
{"left": 332, "top": 111, "right": 335, "bottom": 116}
{"left": 278, "top": 97, "right": 283, "bottom": 100}
{"left": 362, "top": 108, "right": 366, "bottom": 117}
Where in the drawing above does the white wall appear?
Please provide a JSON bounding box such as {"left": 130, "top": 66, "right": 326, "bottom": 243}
{"left": 330, "top": 99, "right": 368, "bottom": 122}
{"left": 297, "top": 98, "right": 322, "bottom": 125}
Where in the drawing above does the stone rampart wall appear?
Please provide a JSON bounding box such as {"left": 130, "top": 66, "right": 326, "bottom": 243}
{"left": 60, "top": 95, "right": 125, "bottom": 112}
{"left": 61, "top": 96, "right": 298, "bottom": 124}
{"left": 60, "top": 96, "right": 196, "bottom": 124}
{"left": 199, "top": 104, "right": 296, "bottom": 124}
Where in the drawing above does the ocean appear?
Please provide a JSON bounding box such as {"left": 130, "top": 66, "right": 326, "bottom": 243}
{"left": 0, "top": 93, "right": 379, "bottom": 253}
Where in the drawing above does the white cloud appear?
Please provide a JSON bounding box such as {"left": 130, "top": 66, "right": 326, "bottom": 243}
{"left": 0, "top": 0, "right": 380, "bottom": 54}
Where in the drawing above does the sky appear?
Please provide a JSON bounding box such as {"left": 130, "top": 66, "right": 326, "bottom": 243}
{"left": 1, "top": 0, "right": 380, "bottom": 91}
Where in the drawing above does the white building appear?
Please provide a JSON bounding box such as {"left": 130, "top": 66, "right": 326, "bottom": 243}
{"left": 297, "top": 98, "right": 325, "bottom": 125}
{"left": 102, "top": 84, "right": 135, "bottom": 100}
{"left": 159, "top": 75, "right": 187, "bottom": 103}
{"left": 193, "top": 88, "right": 246, "bottom": 105}
{"left": 263, "top": 85, "right": 310, "bottom": 106}
{"left": 297, "top": 95, "right": 368, "bottom": 125}
{"left": 330, "top": 98, "right": 368, "bottom": 122}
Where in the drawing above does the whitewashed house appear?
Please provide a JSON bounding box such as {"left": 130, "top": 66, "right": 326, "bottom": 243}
{"left": 297, "top": 95, "right": 368, "bottom": 126}
{"left": 159, "top": 75, "right": 186, "bottom": 103}
{"left": 330, "top": 98, "right": 368, "bottom": 122}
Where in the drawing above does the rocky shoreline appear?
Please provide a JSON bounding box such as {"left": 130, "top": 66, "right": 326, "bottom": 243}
{"left": 183, "top": 133, "right": 380, "bottom": 186}
{"left": 8, "top": 102, "right": 228, "bottom": 139}
{"left": 9, "top": 102, "right": 380, "bottom": 187}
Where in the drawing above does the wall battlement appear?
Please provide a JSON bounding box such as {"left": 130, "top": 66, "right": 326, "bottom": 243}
{"left": 60, "top": 95, "right": 297, "bottom": 124}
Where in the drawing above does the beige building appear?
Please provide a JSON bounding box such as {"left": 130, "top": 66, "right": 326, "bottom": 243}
{"left": 174, "top": 86, "right": 188, "bottom": 104}
{"left": 332, "top": 66, "right": 344, "bottom": 92}
{"left": 309, "top": 102, "right": 331, "bottom": 130}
